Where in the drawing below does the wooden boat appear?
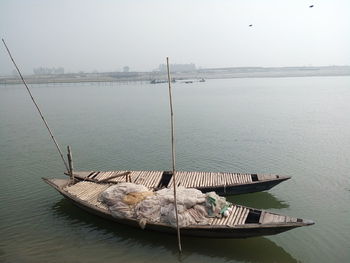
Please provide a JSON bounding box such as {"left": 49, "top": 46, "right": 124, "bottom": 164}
{"left": 66, "top": 170, "right": 291, "bottom": 196}
{"left": 43, "top": 178, "right": 314, "bottom": 238}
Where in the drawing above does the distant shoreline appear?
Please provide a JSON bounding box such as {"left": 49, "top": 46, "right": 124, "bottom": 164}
{"left": 1, "top": 66, "right": 349, "bottom": 85}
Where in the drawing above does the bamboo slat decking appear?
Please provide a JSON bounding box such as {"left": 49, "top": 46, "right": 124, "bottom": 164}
{"left": 210, "top": 205, "right": 250, "bottom": 226}
{"left": 133, "top": 171, "right": 163, "bottom": 188}
{"left": 65, "top": 181, "right": 109, "bottom": 210}
{"left": 168, "top": 172, "right": 253, "bottom": 188}
{"left": 73, "top": 171, "right": 255, "bottom": 188}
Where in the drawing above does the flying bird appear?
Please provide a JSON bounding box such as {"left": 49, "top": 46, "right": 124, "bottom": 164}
{"left": 309, "top": 5, "right": 314, "bottom": 8}
{"left": 249, "top": 24, "right": 253, "bottom": 27}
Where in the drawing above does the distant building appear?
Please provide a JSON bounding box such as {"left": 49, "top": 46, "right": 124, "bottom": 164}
{"left": 123, "top": 66, "right": 130, "bottom": 73}
{"left": 158, "top": 63, "right": 196, "bottom": 72}
{"left": 33, "top": 67, "right": 64, "bottom": 75}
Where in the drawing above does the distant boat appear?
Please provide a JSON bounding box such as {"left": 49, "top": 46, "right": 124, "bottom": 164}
{"left": 151, "top": 79, "right": 176, "bottom": 84}
{"left": 150, "top": 79, "right": 167, "bottom": 84}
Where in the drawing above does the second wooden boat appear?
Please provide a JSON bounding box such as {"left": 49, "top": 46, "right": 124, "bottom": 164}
{"left": 67, "top": 170, "right": 290, "bottom": 196}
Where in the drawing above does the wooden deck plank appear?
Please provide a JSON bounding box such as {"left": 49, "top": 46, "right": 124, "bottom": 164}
{"left": 227, "top": 206, "right": 241, "bottom": 226}
{"left": 232, "top": 173, "right": 238, "bottom": 184}
{"left": 183, "top": 171, "right": 191, "bottom": 187}
{"left": 235, "top": 207, "right": 246, "bottom": 225}
{"left": 248, "top": 174, "right": 253, "bottom": 183}
{"left": 145, "top": 171, "right": 156, "bottom": 187}
{"left": 247, "top": 174, "right": 252, "bottom": 183}
{"left": 225, "top": 173, "right": 231, "bottom": 185}
{"left": 239, "top": 174, "right": 244, "bottom": 184}
{"left": 198, "top": 172, "right": 204, "bottom": 187}
{"left": 168, "top": 174, "right": 174, "bottom": 187}
{"left": 190, "top": 172, "right": 196, "bottom": 187}
{"left": 144, "top": 171, "right": 152, "bottom": 187}
{"left": 240, "top": 174, "right": 244, "bottom": 184}
{"left": 174, "top": 171, "right": 181, "bottom": 187}
{"left": 174, "top": 171, "right": 182, "bottom": 187}
{"left": 195, "top": 172, "right": 201, "bottom": 187}
{"left": 129, "top": 171, "right": 141, "bottom": 183}
{"left": 192, "top": 172, "right": 199, "bottom": 187}
{"left": 210, "top": 172, "right": 214, "bottom": 187}
{"left": 145, "top": 171, "right": 155, "bottom": 187}
{"left": 205, "top": 172, "right": 211, "bottom": 187}
{"left": 233, "top": 207, "right": 245, "bottom": 225}
{"left": 236, "top": 173, "right": 241, "bottom": 184}
{"left": 148, "top": 171, "right": 157, "bottom": 187}
{"left": 221, "top": 172, "right": 227, "bottom": 186}
{"left": 200, "top": 172, "right": 205, "bottom": 187}
{"left": 148, "top": 171, "right": 158, "bottom": 187}
{"left": 219, "top": 172, "right": 225, "bottom": 187}
{"left": 180, "top": 171, "right": 187, "bottom": 187}
{"left": 134, "top": 171, "right": 146, "bottom": 185}
{"left": 138, "top": 171, "right": 149, "bottom": 187}
{"left": 230, "top": 207, "right": 241, "bottom": 225}
{"left": 246, "top": 174, "right": 252, "bottom": 183}
{"left": 175, "top": 171, "right": 184, "bottom": 187}
{"left": 237, "top": 208, "right": 250, "bottom": 225}
{"left": 217, "top": 172, "right": 223, "bottom": 186}
{"left": 213, "top": 172, "right": 218, "bottom": 186}
{"left": 223, "top": 205, "right": 237, "bottom": 225}
{"left": 186, "top": 172, "right": 194, "bottom": 187}
{"left": 237, "top": 174, "right": 243, "bottom": 184}
{"left": 221, "top": 173, "right": 227, "bottom": 187}
{"left": 151, "top": 171, "right": 163, "bottom": 188}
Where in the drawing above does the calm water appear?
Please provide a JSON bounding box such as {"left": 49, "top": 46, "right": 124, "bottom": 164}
{"left": 1, "top": 76, "right": 349, "bottom": 262}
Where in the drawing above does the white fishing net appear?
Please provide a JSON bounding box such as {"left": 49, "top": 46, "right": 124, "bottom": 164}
{"left": 99, "top": 182, "right": 231, "bottom": 228}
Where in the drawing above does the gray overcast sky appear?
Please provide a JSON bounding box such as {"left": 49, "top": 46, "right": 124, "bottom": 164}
{"left": 0, "top": 0, "right": 349, "bottom": 74}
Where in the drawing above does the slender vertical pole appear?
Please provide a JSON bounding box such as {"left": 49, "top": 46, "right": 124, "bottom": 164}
{"left": 166, "top": 57, "right": 182, "bottom": 253}
{"left": 2, "top": 38, "right": 69, "bottom": 172}
{"left": 67, "top": 146, "right": 74, "bottom": 184}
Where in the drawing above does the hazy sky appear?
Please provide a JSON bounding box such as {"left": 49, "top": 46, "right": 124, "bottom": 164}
{"left": 1, "top": 0, "right": 349, "bottom": 74}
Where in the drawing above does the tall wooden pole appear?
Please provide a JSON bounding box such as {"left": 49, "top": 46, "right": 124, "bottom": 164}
{"left": 166, "top": 57, "right": 182, "bottom": 253}
{"left": 2, "top": 38, "right": 69, "bottom": 172}
{"left": 67, "top": 146, "right": 74, "bottom": 184}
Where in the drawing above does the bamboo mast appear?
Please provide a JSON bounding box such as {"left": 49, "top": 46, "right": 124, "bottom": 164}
{"left": 2, "top": 39, "right": 69, "bottom": 171}
{"left": 67, "top": 146, "right": 74, "bottom": 183}
{"left": 166, "top": 57, "right": 182, "bottom": 253}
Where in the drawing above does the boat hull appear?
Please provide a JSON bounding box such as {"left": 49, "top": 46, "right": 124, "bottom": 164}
{"left": 44, "top": 178, "right": 312, "bottom": 239}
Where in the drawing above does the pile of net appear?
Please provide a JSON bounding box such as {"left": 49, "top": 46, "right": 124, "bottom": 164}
{"left": 99, "top": 182, "right": 233, "bottom": 228}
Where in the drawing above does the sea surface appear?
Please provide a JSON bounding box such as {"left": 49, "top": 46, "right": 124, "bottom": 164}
{"left": 0, "top": 76, "right": 349, "bottom": 262}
